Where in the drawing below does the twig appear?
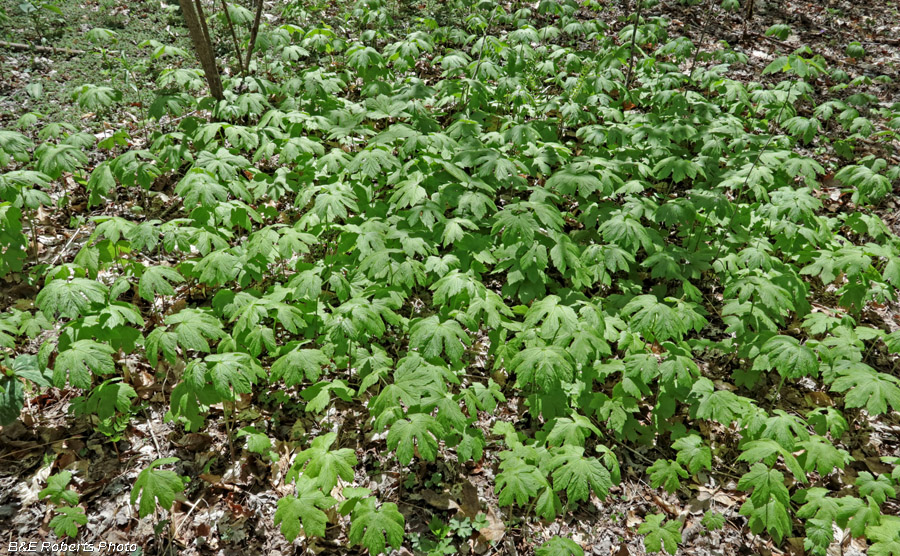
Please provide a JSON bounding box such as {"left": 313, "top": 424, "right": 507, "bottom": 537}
{"left": 49, "top": 228, "right": 82, "bottom": 266}
{"left": 0, "top": 435, "right": 88, "bottom": 461}
{"left": 0, "top": 41, "right": 86, "bottom": 55}
{"left": 142, "top": 408, "right": 164, "bottom": 460}
{"left": 173, "top": 495, "right": 208, "bottom": 538}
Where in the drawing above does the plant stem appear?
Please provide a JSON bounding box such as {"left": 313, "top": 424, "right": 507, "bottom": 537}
{"left": 243, "top": 0, "right": 265, "bottom": 78}
{"left": 624, "top": 0, "right": 644, "bottom": 90}
{"left": 220, "top": 0, "right": 246, "bottom": 78}
{"left": 688, "top": 0, "right": 714, "bottom": 76}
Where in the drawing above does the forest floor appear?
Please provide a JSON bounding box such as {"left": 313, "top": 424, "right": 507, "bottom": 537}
{"left": 1, "top": 1, "right": 900, "bottom": 555}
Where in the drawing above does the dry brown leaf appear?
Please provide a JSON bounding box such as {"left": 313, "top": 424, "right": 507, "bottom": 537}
{"left": 686, "top": 494, "right": 711, "bottom": 514}
{"left": 422, "top": 489, "right": 459, "bottom": 511}
{"left": 474, "top": 507, "right": 505, "bottom": 553}
{"left": 459, "top": 480, "right": 481, "bottom": 519}
{"left": 805, "top": 391, "right": 833, "bottom": 406}
{"left": 694, "top": 486, "right": 738, "bottom": 507}
{"left": 177, "top": 433, "right": 213, "bottom": 451}
{"left": 626, "top": 510, "right": 642, "bottom": 528}
{"left": 651, "top": 494, "right": 681, "bottom": 516}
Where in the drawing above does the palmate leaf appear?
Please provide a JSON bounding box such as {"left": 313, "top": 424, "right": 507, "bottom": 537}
{"left": 691, "top": 379, "right": 753, "bottom": 426}
{"left": 648, "top": 459, "right": 687, "bottom": 493}
{"left": 431, "top": 270, "right": 483, "bottom": 305}
{"left": 74, "top": 84, "right": 122, "bottom": 111}
{"left": 193, "top": 250, "right": 241, "bottom": 286}
{"left": 386, "top": 413, "right": 446, "bottom": 465}
{"left": 347, "top": 147, "right": 399, "bottom": 178}
{"left": 131, "top": 457, "right": 185, "bottom": 518}
{"left": 545, "top": 166, "right": 610, "bottom": 197}
{"left": 856, "top": 472, "right": 896, "bottom": 505}
{"left": 757, "top": 335, "right": 818, "bottom": 379}
{"left": 195, "top": 147, "right": 250, "bottom": 181}
{"left": 49, "top": 506, "right": 87, "bottom": 538}
{"left": 0, "top": 169, "right": 51, "bottom": 202}
{"left": 510, "top": 346, "right": 574, "bottom": 391}
{"left": 110, "top": 149, "right": 161, "bottom": 189}
{"left": 737, "top": 463, "right": 798, "bottom": 543}
{"left": 835, "top": 164, "right": 892, "bottom": 203}
{"left": 795, "top": 487, "right": 842, "bottom": 522}
{"left": 300, "top": 380, "right": 354, "bottom": 413}
{"left": 275, "top": 476, "right": 336, "bottom": 540}
{"left": 545, "top": 414, "right": 601, "bottom": 448}
{"left": 346, "top": 44, "right": 385, "bottom": 71}
{"left": 839, "top": 496, "right": 882, "bottom": 538}
{"left": 36, "top": 278, "right": 108, "bottom": 319}
{"left": 0, "top": 204, "right": 25, "bottom": 277}
{"left": 0, "top": 354, "right": 45, "bottom": 425}
{"left": 328, "top": 297, "right": 398, "bottom": 342}
{"left": 536, "top": 536, "right": 585, "bottom": 556}
{"left": 761, "top": 409, "right": 810, "bottom": 451}
{"left": 703, "top": 510, "right": 726, "bottom": 531}
{"left": 0, "top": 130, "right": 32, "bottom": 166}
{"left": 652, "top": 156, "right": 704, "bottom": 183}
{"left": 204, "top": 352, "right": 265, "bottom": 398}
{"left": 72, "top": 378, "right": 136, "bottom": 421}
{"left": 270, "top": 346, "right": 329, "bottom": 386}
{"left": 138, "top": 265, "right": 183, "bottom": 301}
{"left": 111, "top": 209, "right": 154, "bottom": 246}
{"left": 803, "top": 517, "right": 835, "bottom": 552}
{"left": 169, "top": 309, "right": 224, "bottom": 352}
{"left": 738, "top": 463, "right": 791, "bottom": 510}
{"left": 672, "top": 434, "right": 712, "bottom": 475}
{"left": 39, "top": 471, "right": 78, "bottom": 506}
{"left": 868, "top": 517, "right": 900, "bottom": 556}
{"left": 638, "top": 514, "right": 681, "bottom": 555}
{"left": 348, "top": 497, "right": 405, "bottom": 556}
{"left": 621, "top": 295, "right": 687, "bottom": 342}
{"left": 0, "top": 374, "right": 24, "bottom": 426}
{"left": 389, "top": 175, "right": 427, "bottom": 209}
{"left": 235, "top": 426, "right": 276, "bottom": 461}
{"left": 782, "top": 116, "right": 820, "bottom": 144}
{"left": 496, "top": 457, "right": 547, "bottom": 507}
{"left": 145, "top": 309, "right": 226, "bottom": 366}
{"left": 549, "top": 445, "right": 613, "bottom": 503}
{"left": 831, "top": 363, "right": 900, "bottom": 416}
{"left": 654, "top": 198, "right": 696, "bottom": 227}
{"left": 408, "top": 316, "right": 470, "bottom": 362}
{"left": 175, "top": 169, "right": 229, "bottom": 209}
{"left": 369, "top": 361, "right": 444, "bottom": 420}
{"left": 35, "top": 143, "right": 88, "bottom": 179}
{"left": 738, "top": 439, "right": 807, "bottom": 483}
{"left": 523, "top": 295, "right": 578, "bottom": 342}
{"left": 53, "top": 339, "right": 115, "bottom": 389}
{"left": 739, "top": 496, "right": 792, "bottom": 545}
{"left": 289, "top": 432, "right": 357, "bottom": 491}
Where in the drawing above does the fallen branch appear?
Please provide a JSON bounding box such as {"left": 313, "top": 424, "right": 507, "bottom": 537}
{"left": 0, "top": 41, "right": 86, "bottom": 55}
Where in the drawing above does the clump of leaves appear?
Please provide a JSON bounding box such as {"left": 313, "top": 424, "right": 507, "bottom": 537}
{"left": 39, "top": 471, "right": 87, "bottom": 538}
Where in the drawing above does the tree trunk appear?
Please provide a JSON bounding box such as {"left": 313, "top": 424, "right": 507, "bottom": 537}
{"left": 178, "top": 0, "right": 224, "bottom": 100}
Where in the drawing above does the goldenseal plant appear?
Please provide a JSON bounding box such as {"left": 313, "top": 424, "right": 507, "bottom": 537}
{"left": 2, "top": 0, "right": 900, "bottom": 554}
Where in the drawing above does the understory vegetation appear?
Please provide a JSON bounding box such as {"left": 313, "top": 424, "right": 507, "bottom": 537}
{"left": 2, "top": 0, "right": 900, "bottom": 554}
